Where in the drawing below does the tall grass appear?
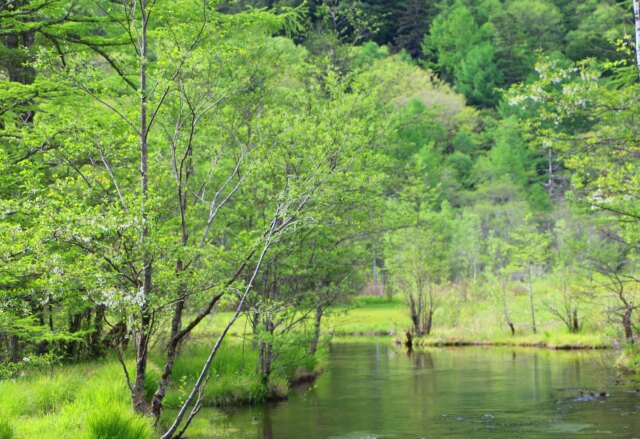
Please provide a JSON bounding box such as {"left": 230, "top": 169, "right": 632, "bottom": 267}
{"left": 0, "top": 420, "right": 13, "bottom": 439}
{"left": 160, "top": 340, "right": 272, "bottom": 408}
{"left": 0, "top": 360, "right": 154, "bottom": 439}
{"left": 86, "top": 409, "right": 153, "bottom": 439}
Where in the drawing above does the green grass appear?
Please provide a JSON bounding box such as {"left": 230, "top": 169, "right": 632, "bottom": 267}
{"left": 0, "top": 360, "right": 154, "bottom": 439}
{"left": 0, "top": 340, "right": 279, "bottom": 438}
{"left": 0, "top": 419, "right": 13, "bottom": 439}
{"left": 330, "top": 284, "right": 620, "bottom": 349}
{"left": 327, "top": 296, "right": 408, "bottom": 335}
{"left": 160, "top": 342, "right": 271, "bottom": 409}
{"left": 615, "top": 347, "right": 640, "bottom": 377}
{"left": 0, "top": 328, "right": 326, "bottom": 438}
{"left": 411, "top": 331, "right": 610, "bottom": 349}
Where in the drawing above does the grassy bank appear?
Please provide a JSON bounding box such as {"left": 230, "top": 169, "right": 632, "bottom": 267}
{"left": 200, "top": 292, "right": 623, "bottom": 349}
{"left": 0, "top": 339, "right": 323, "bottom": 439}
{"left": 326, "top": 292, "right": 621, "bottom": 350}
{"left": 0, "top": 361, "right": 154, "bottom": 439}
{"left": 409, "top": 331, "right": 610, "bottom": 349}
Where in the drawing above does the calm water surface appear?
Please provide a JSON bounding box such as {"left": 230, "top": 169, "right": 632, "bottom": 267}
{"left": 203, "top": 342, "right": 640, "bottom": 438}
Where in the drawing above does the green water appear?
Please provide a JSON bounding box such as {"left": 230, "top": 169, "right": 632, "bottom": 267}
{"left": 206, "top": 343, "right": 640, "bottom": 438}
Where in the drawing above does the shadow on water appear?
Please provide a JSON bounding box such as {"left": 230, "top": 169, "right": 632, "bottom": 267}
{"left": 202, "top": 342, "right": 640, "bottom": 438}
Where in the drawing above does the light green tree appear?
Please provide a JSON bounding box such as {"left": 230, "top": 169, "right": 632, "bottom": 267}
{"left": 506, "top": 216, "right": 551, "bottom": 334}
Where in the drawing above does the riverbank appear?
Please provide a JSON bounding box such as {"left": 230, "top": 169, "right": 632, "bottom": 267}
{"left": 195, "top": 292, "right": 620, "bottom": 350}
{"left": 0, "top": 339, "right": 323, "bottom": 439}
{"left": 327, "top": 294, "right": 619, "bottom": 350}
{"left": 1, "top": 292, "right": 636, "bottom": 438}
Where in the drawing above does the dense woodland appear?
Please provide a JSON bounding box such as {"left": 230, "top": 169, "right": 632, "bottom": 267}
{"left": 2, "top": 0, "right": 640, "bottom": 437}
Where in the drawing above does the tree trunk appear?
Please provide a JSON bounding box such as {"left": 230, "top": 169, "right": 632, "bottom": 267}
{"left": 528, "top": 267, "right": 537, "bottom": 334}
{"left": 4, "top": 27, "right": 36, "bottom": 124}
{"left": 502, "top": 284, "right": 515, "bottom": 336}
{"left": 132, "top": 0, "right": 152, "bottom": 415}
{"left": 9, "top": 335, "right": 21, "bottom": 363}
{"left": 425, "top": 309, "right": 433, "bottom": 335}
{"left": 571, "top": 309, "right": 579, "bottom": 333}
{"left": 66, "top": 312, "right": 83, "bottom": 357}
{"left": 309, "top": 306, "right": 324, "bottom": 355}
{"left": 622, "top": 308, "right": 634, "bottom": 344}
{"left": 259, "top": 340, "right": 273, "bottom": 383}
{"left": 372, "top": 247, "right": 378, "bottom": 290}
{"left": 131, "top": 309, "right": 151, "bottom": 414}
{"left": 633, "top": 0, "right": 640, "bottom": 79}
{"left": 89, "top": 305, "right": 105, "bottom": 357}
{"left": 35, "top": 304, "right": 48, "bottom": 355}
{"left": 150, "top": 297, "right": 185, "bottom": 419}
{"left": 409, "top": 293, "right": 421, "bottom": 336}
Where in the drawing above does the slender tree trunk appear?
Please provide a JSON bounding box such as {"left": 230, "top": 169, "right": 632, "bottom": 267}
{"left": 259, "top": 318, "right": 275, "bottom": 383}
{"left": 150, "top": 294, "right": 184, "bottom": 419}
{"left": 9, "top": 335, "right": 20, "bottom": 363}
{"left": 547, "top": 147, "right": 554, "bottom": 198}
{"left": 4, "top": 26, "right": 36, "bottom": 124}
{"left": 372, "top": 247, "right": 378, "bottom": 289}
{"left": 259, "top": 340, "right": 273, "bottom": 383}
{"left": 132, "top": 0, "right": 152, "bottom": 414}
{"left": 132, "top": 311, "right": 151, "bottom": 413}
{"left": 90, "top": 305, "right": 105, "bottom": 357}
{"left": 633, "top": 0, "right": 640, "bottom": 79}
{"left": 309, "top": 306, "right": 324, "bottom": 355}
{"left": 425, "top": 310, "right": 433, "bottom": 336}
{"left": 622, "top": 308, "right": 634, "bottom": 344}
{"left": 424, "top": 288, "right": 434, "bottom": 336}
{"left": 502, "top": 281, "right": 515, "bottom": 336}
{"left": 35, "top": 304, "right": 48, "bottom": 355}
{"left": 409, "top": 293, "right": 420, "bottom": 336}
{"left": 504, "top": 302, "right": 515, "bottom": 336}
{"left": 528, "top": 266, "right": 537, "bottom": 334}
{"left": 66, "top": 312, "right": 83, "bottom": 357}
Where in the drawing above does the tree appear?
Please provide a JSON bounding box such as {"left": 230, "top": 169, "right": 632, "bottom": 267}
{"left": 4, "top": 0, "right": 352, "bottom": 425}
{"left": 388, "top": 208, "right": 451, "bottom": 336}
{"left": 393, "top": 0, "right": 437, "bottom": 58}
{"left": 509, "top": 55, "right": 640, "bottom": 252}
{"left": 450, "top": 211, "right": 481, "bottom": 300}
{"left": 543, "top": 216, "right": 592, "bottom": 333}
{"left": 589, "top": 228, "right": 638, "bottom": 344}
{"left": 422, "top": 5, "right": 488, "bottom": 82}
{"left": 505, "top": 0, "right": 565, "bottom": 52}
{"left": 454, "top": 42, "right": 503, "bottom": 107}
{"left": 506, "top": 216, "right": 551, "bottom": 334}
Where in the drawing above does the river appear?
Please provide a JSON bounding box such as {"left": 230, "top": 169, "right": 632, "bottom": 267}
{"left": 201, "top": 342, "right": 640, "bottom": 438}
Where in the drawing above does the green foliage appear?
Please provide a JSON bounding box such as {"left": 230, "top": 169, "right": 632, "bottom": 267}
{"left": 423, "top": 5, "right": 488, "bottom": 81}
{"left": 3, "top": 1, "right": 640, "bottom": 434}
{"left": 455, "top": 42, "right": 504, "bottom": 107}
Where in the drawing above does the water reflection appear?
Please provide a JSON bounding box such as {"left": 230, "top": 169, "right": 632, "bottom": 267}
{"left": 209, "top": 343, "right": 640, "bottom": 439}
